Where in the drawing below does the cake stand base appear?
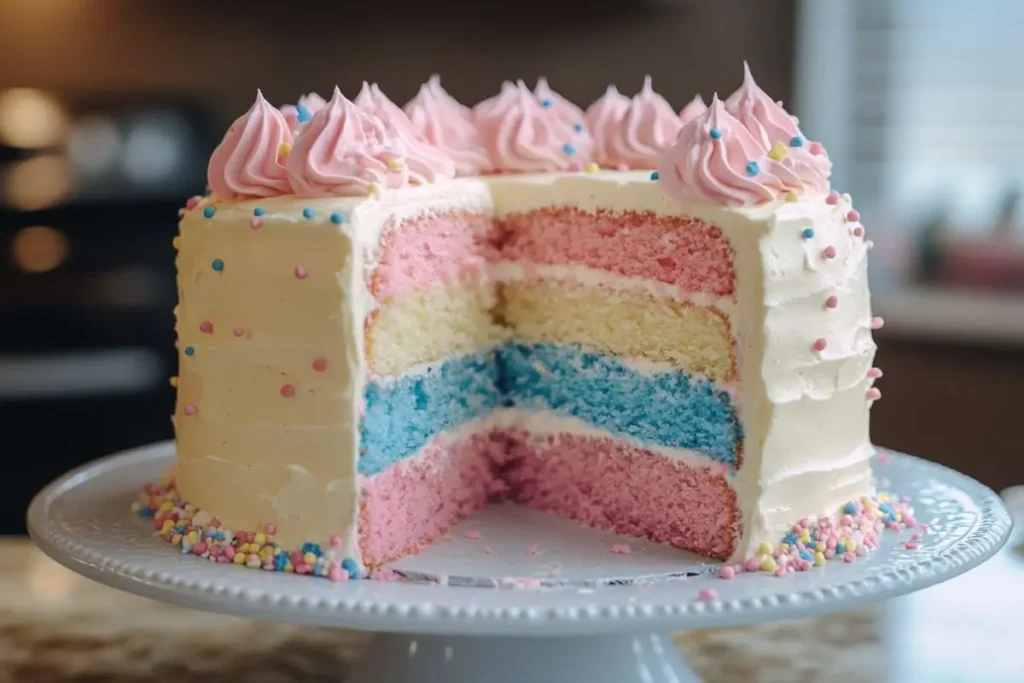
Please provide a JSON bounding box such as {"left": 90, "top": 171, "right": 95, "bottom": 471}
{"left": 28, "top": 443, "right": 1014, "bottom": 683}
{"left": 350, "top": 633, "right": 695, "bottom": 683}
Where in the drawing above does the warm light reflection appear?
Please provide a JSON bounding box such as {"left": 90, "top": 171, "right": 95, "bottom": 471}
{"left": 28, "top": 552, "right": 76, "bottom": 604}
{"left": 12, "top": 226, "right": 69, "bottom": 273}
{"left": 3, "top": 154, "right": 73, "bottom": 210}
{"left": 0, "top": 88, "right": 67, "bottom": 148}
{"left": 68, "top": 115, "right": 121, "bottom": 175}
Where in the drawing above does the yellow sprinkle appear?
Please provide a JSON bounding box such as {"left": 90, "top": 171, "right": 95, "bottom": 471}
{"left": 159, "top": 501, "right": 174, "bottom": 512}
{"left": 768, "top": 142, "right": 788, "bottom": 161}
{"left": 756, "top": 542, "right": 773, "bottom": 556}
{"left": 238, "top": 543, "right": 250, "bottom": 554}
{"left": 846, "top": 538, "right": 857, "bottom": 552}
{"left": 386, "top": 156, "right": 404, "bottom": 171}
{"left": 284, "top": 563, "right": 294, "bottom": 573}
{"left": 253, "top": 532, "right": 266, "bottom": 546}
{"left": 369, "top": 183, "right": 381, "bottom": 199}
{"left": 799, "top": 531, "right": 811, "bottom": 543}
{"left": 303, "top": 552, "right": 317, "bottom": 565}
{"left": 233, "top": 552, "right": 246, "bottom": 565}
{"left": 171, "top": 534, "right": 182, "bottom": 546}
{"left": 814, "top": 551, "right": 826, "bottom": 566}
{"left": 169, "top": 376, "right": 179, "bottom": 388}
{"left": 778, "top": 543, "right": 789, "bottom": 553}
{"left": 278, "top": 142, "right": 292, "bottom": 157}
{"left": 815, "top": 542, "right": 826, "bottom": 552}
{"left": 161, "top": 520, "right": 174, "bottom": 533}
{"left": 249, "top": 542, "right": 262, "bottom": 554}
{"left": 584, "top": 162, "right": 600, "bottom": 174}
{"left": 760, "top": 557, "right": 778, "bottom": 573}
{"left": 186, "top": 531, "right": 199, "bottom": 544}
{"left": 259, "top": 547, "right": 274, "bottom": 560}
{"left": 172, "top": 236, "right": 181, "bottom": 250}
{"left": 784, "top": 191, "right": 798, "bottom": 202}
{"left": 184, "top": 503, "right": 197, "bottom": 513}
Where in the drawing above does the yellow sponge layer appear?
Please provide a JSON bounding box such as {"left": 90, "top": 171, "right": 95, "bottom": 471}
{"left": 500, "top": 280, "right": 736, "bottom": 381}
{"left": 367, "top": 282, "right": 507, "bottom": 376}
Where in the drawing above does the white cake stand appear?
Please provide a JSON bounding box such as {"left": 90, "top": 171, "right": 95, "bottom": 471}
{"left": 28, "top": 442, "right": 1013, "bottom": 683}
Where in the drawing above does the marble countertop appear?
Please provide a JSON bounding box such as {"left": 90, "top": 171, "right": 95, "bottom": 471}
{"left": 2, "top": 491, "right": 1022, "bottom": 683}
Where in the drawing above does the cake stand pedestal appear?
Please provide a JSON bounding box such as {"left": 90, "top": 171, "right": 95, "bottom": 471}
{"left": 28, "top": 443, "right": 1013, "bottom": 683}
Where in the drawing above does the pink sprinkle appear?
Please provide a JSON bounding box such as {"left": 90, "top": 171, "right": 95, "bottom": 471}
{"left": 329, "top": 534, "right": 342, "bottom": 547}
{"left": 878, "top": 452, "right": 891, "bottom": 464}
{"left": 151, "top": 518, "right": 163, "bottom": 530}
{"left": 853, "top": 226, "right": 864, "bottom": 237}
{"left": 192, "top": 541, "right": 207, "bottom": 555}
{"left": 846, "top": 209, "right": 860, "bottom": 222}
{"left": 905, "top": 541, "right": 919, "bottom": 550}
{"left": 867, "top": 367, "right": 883, "bottom": 379}
{"left": 313, "top": 357, "right": 328, "bottom": 372}
{"left": 843, "top": 553, "right": 855, "bottom": 563}
{"left": 295, "top": 563, "right": 311, "bottom": 574}
{"left": 183, "top": 404, "right": 198, "bottom": 416}
{"left": 809, "top": 142, "right": 825, "bottom": 156}
{"left": 328, "top": 565, "right": 348, "bottom": 582}
{"left": 463, "top": 530, "right": 482, "bottom": 540}
{"left": 774, "top": 566, "right": 787, "bottom": 577}
{"left": 825, "top": 549, "right": 836, "bottom": 560}
{"left": 216, "top": 555, "right": 231, "bottom": 563}
{"left": 233, "top": 326, "right": 246, "bottom": 337}
{"left": 911, "top": 531, "right": 923, "bottom": 541}
{"left": 744, "top": 557, "right": 762, "bottom": 572}
{"left": 236, "top": 531, "right": 250, "bottom": 543}
{"left": 616, "top": 163, "right": 630, "bottom": 172}
{"left": 611, "top": 543, "right": 632, "bottom": 555}
{"left": 526, "top": 544, "right": 540, "bottom": 556}
{"left": 866, "top": 388, "right": 882, "bottom": 401}
{"left": 481, "top": 545, "right": 492, "bottom": 554}
{"left": 290, "top": 551, "right": 303, "bottom": 566}
{"left": 250, "top": 218, "right": 263, "bottom": 229}
{"left": 871, "top": 316, "right": 885, "bottom": 330}
{"left": 825, "top": 295, "right": 838, "bottom": 309}
{"left": 697, "top": 588, "right": 717, "bottom": 602}
{"left": 223, "top": 546, "right": 236, "bottom": 560}
{"left": 823, "top": 245, "right": 837, "bottom": 259}
{"left": 185, "top": 196, "right": 201, "bottom": 210}
{"left": 294, "top": 266, "right": 308, "bottom": 279}
{"left": 825, "top": 191, "right": 840, "bottom": 205}
{"left": 280, "top": 384, "right": 296, "bottom": 398}
{"left": 812, "top": 337, "right": 828, "bottom": 352}
{"left": 717, "top": 566, "right": 736, "bottom": 580}
{"left": 199, "top": 320, "right": 213, "bottom": 334}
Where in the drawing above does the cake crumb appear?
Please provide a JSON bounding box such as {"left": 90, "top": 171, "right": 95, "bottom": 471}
{"left": 463, "top": 530, "right": 482, "bottom": 540}
{"left": 698, "top": 588, "right": 717, "bottom": 601}
{"left": 526, "top": 543, "right": 541, "bottom": 556}
{"left": 611, "top": 543, "right": 632, "bottom": 555}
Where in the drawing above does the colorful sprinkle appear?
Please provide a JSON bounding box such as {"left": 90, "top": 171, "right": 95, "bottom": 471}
{"left": 184, "top": 346, "right": 195, "bottom": 356}
{"left": 186, "top": 196, "right": 201, "bottom": 210}
{"left": 784, "top": 191, "right": 798, "bottom": 202}
{"left": 611, "top": 543, "right": 632, "bottom": 555}
{"left": 698, "top": 588, "right": 717, "bottom": 601}
{"left": 329, "top": 534, "right": 342, "bottom": 547}
{"left": 709, "top": 128, "right": 722, "bottom": 139}
{"left": 172, "top": 236, "right": 181, "bottom": 250}
{"left": 870, "top": 316, "right": 885, "bottom": 330}
{"left": 250, "top": 218, "right": 263, "bottom": 229}
{"left": 278, "top": 142, "right": 291, "bottom": 157}
{"left": 802, "top": 228, "right": 815, "bottom": 239}
{"left": 169, "top": 376, "right": 178, "bottom": 388}
{"left": 203, "top": 207, "right": 216, "bottom": 218}
{"left": 853, "top": 227, "right": 864, "bottom": 237}
{"left": 302, "top": 207, "right": 314, "bottom": 219}
{"left": 294, "top": 266, "right": 308, "bottom": 279}
{"left": 562, "top": 143, "right": 576, "bottom": 155}
{"left": 233, "top": 326, "right": 245, "bottom": 337}
{"left": 341, "top": 557, "right": 359, "bottom": 579}
{"left": 253, "top": 207, "right": 265, "bottom": 217}
{"left": 280, "top": 384, "right": 296, "bottom": 398}
{"left": 790, "top": 136, "right": 803, "bottom": 147}
{"left": 846, "top": 209, "right": 860, "bottom": 222}
{"left": 809, "top": 142, "right": 825, "bottom": 155}
{"left": 386, "top": 157, "right": 404, "bottom": 171}
{"left": 825, "top": 295, "right": 838, "bottom": 309}
{"left": 745, "top": 160, "right": 760, "bottom": 176}
{"left": 199, "top": 321, "right": 213, "bottom": 334}
{"left": 717, "top": 565, "right": 736, "bottom": 580}
{"left": 183, "top": 404, "right": 198, "bottom": 416}
{"left": 330, "top": 212, "right": 345, "bottom": 224}
{"left": 767, "top": 142, "right": 788, "bottom": 161}
{"left": 826, "top": 191, "right": 840, "bottom": 205}
{"left": 584, "top": 162, "right": 599, "bottom": 174}
{"left": 573, "top": 122, "right": 584, "bottom": 133}
{"left": 867, "top": 367, "right": 883, "bottom": 379}
{"left": 866, "top": 388, "right": 882, "bottom": 401}
{"left": 211, "top": 259, "right": 224, "bottom": 272}
{"left": 540, "top": 99, "right": 553, "bottom": 108}
{"left": 650, "top": 170, "right": 659, "bottom": 181}
{"left": 812, "top": 337, "right": 828, "bottom": 352}
{"left": 312, "top": 357, "right": 328, "bottom": 372}
{"left": 823, "top": 245, "right": 837, "bottom": 259}
{"left": 296, "top": 103, "right": 312, "bottom": 124}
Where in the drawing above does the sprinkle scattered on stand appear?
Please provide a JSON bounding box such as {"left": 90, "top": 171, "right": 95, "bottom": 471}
{"left": 184, "top": 346, "right": 195, "bottom": 356}
{"left": 250, "top": 218, "right": 263, "bottom": 229}
{"left": 199, "top": 321, "right": 213, "bottom": 334}
{"left": 611, "top": 543, "right": 632, "bottom": 555}
{"left": 234, "top": 326, "right": 246, "bottom": 337}
{"left": 717, "top": 566, "right": 736, "bottom": 580}
{"left": 294, "top": 266, "right": 308, "bottom": 279}
{"left": 254, "top": 207, "right": 265, "bottom": 217}
{"left": 183, "top": 404, "right": 198, "bottom": 416}
{"left": 698, "top": 588, "right": 717, "bottom": 602}
{"left": 313, "top": 357, "right": 328, "bottom": 372}
{"left": 302, "top": 207, "right": 314, "bottom": 219}
{"left": 212, "top": 259, "right": 224, "bottom": 272}
{"left": 330, "top": 212, "right": 345, "bottom": 224}
{"left": 280, "top": 384, "right": 296, "bottom": 398}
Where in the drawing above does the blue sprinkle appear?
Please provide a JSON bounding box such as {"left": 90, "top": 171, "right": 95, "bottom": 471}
{"left": 341, "top": 557, "right": 360, "bottom": 579}
{"left": 296, "top": 103, "right": 312, "bottom": 124}
{"left": 650, "top": 170, "right": 660, "bottom": 181}
{"left": 202, "top": 206, "right": 216, "bottom": 218}
{"left": 836, "top": 543, "right": 846, "bottom": 555}
{"left": 274, "top": 553, "right": 288, "bottom": 570}
{"left": 709, "top": 128, "right": 722, "bottom": 139}
{"left": 844, "top": 502, "right": 858, "bottom": 515}
{"left": 573, "top": 122, "right": 584, "bottom": 133}
{"left": 562, "top": 143, "right": 576, "bottom": 155}
{"left": 790, "top": 136, "right": 804, "bottom": 147}
{"left": 783, "top": 532, "right": 797, "bottom": 546}
{"left": 302, "top": 207, "right": 314, "bottom": 219}
{"left": 799, "top": 550, "right": 813, "bottom": 562}
{"left": 541, "top": 99, "right": 553, "bottom": 108}
{"left": 745, "top": 160, "right": 760, "bottom": 176}
{"left": 184, "top": 346, "right": 195, "bottom": 356}
{"left": 211, "top": 258, "right": 224, "bottom": 271}
{"left": 138, "top": 507, "right": 154, "bottom": 518}
{"left": 330, "top": 212, "right": 346, "bottom": 225}
{"left": 802, "top": 228, "right": 814, "bottom": 239}
{"left": 253, "top": 207, "right": 265, "bottom": 217}
{"left": 879, "top": 503, "right": 893, "bottom": 513}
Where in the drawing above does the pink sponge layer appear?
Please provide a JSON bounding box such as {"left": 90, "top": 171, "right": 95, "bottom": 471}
{"left": 502, "top": 429, "right": 740, "bottom": 560}
{"left": 358, "top": 429, "right": 507, "bottom": 567}
{"left": 372, "top": 210, "right": 500, "bottom": 299}
{"left": 500, "top": 208, "right": 736, "bottom": 299}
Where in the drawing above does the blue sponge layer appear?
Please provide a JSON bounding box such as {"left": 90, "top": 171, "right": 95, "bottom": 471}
{"left": 359, "top": 350, "right": 501, "bottom": 476}
{"left": 359, "top": 343, "right": 741, "bottom": 476}
{"left": 498, "top": 343, "right": 741, "bottom": 465}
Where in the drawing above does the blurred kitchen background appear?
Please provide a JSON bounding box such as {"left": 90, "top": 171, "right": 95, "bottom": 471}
{"left": 1, "top": 0, "right": 1022, "bottom": 534}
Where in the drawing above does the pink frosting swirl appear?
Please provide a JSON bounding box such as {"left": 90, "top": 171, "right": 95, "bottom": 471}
{"left": 474, "top": 81, "right": 593, "bottom": 173}
{"left": 281, "top": 92, "right": 327, "bottom": 132}
{"left": 725, "top": 62, "right": 831, "bottom": 192}
{"left": 585, "top": 85, "right": 630, "bottom": 167}
{"left": 403, "top": 75, "right": 490, "bottom": 176}
{"left": 679, "top": 94, "right": 708, "bottom": 127}
{"left": 286, "top": 87, "right": 409, "bottom": 197}
{"left": 207, "top": 90, "right": 293, "bottom": 199}
{"left": 604, "top": 76, "right": 682, "bottom": 170}
{"left": 534, "top": 77, "right": 587, "bottom": 130}
{"left": 658, "top": 95, "right": 792, "bottom": 207}
{"left": 354, "top": 82, "right": 455, "bottom": 185}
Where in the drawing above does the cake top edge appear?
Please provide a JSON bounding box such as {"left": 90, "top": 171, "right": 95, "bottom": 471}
{"left": 205, "top": 63, "right": 832, "bottom": 209}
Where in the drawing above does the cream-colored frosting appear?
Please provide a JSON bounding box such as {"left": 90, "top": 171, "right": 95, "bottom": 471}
{"left": 175, "top": 170, "right": 875, "bottom": 563}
